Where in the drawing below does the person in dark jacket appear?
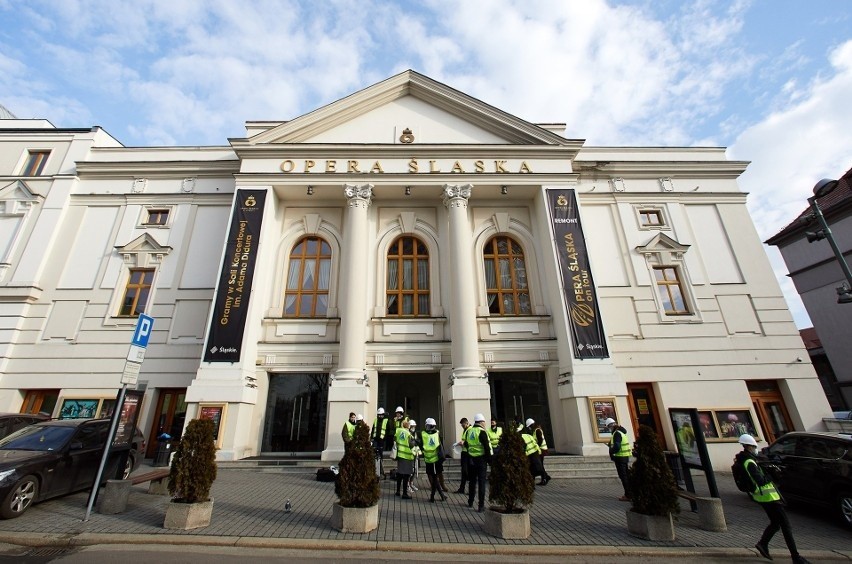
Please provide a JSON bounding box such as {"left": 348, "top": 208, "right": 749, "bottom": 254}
{"left": 735, "top": 434, "right": 809, "bottom": 564}
{"left": 464, "top": 413, "right": 492, "bottom": 512}
{"left": 605, "top": 418, "right": 631, "bottom": 501}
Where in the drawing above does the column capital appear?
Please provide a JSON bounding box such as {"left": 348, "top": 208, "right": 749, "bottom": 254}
{"left": 442, "top": 183, "right": 472, "bottom": 208}
{"left": 344, "top": 183, "right": 373, "bottom": 209}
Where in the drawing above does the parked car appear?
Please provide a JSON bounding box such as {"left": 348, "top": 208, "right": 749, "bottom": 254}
{"left": 0, "top": 418, "right": 134, "bottom": 518}
{"left": 0, "top": 413, "right": 49, "bottom": 440}
{"left": 123, "top": 426, "right": 146, "bottom": 480}
{"left": 758, "top": 431, "right": 852, "bottom": 528}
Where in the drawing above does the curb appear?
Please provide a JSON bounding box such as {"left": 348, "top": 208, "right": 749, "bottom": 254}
{"left": 0, "top": 532, "right": 848, "bottom": 560}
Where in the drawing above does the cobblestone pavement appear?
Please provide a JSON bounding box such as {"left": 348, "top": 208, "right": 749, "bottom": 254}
{"left": 0, "top": 465, "right": 849, "bottom": 560}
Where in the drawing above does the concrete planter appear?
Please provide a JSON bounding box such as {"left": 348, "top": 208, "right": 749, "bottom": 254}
{"left": 164, "top": 499, "right": 214, "bottom": 530}
{"left": 331, "top": 502, "right": 378, "bottom": 533}
{"left": 626, "top": 509, "right": 674, "bottom": 541}
{"left": 484, "top": 507, "right": 531, "bottom": 539}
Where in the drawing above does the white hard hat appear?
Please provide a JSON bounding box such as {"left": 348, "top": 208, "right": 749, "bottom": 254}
{"left": 425, "top": 417, "right": 436, "bottom": 426}
{"left": 409, "top": 420, "right": 417, "bottom": 427}
{"left": 474, "top": 413, "right": 485, "bottom": 422}
{"left": 356, "top": 414, "right": 363, "bottom": 421}
{"left": 525, "top": 418, "right": 535, "bottom": 427}
{"left": 377, "top": 407, "right": 385, "bottom": 415}
{"left": 738, "top": 434, "right": 758, "bottom": 447}
{"left": 604, "top": 418, "right": 616, "bottom": 426}
{"left": 395, "top": 406, "right": 404, "bottom": 413}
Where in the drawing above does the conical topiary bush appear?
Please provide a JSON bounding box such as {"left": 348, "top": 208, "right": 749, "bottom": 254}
{"left": 167, "top": 418, "right": 217, "bottom": 503}
{"left": 628, "top": 425, "right": 679, "bottom": 517}
{"left": 488, "top": 425, "right": 534, "bottom": 513}
{"left": 335, "top": 421, "right": 380, "bottom": 508}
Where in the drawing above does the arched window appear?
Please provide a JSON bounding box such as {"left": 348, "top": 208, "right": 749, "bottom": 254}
{"left": 386, "top": 236, "right": 430, "bottom": 316}
{"left": 283, "top": 236, "right": 331, "bottom": 317}
{"left": 483, "top": 235, "right": 531, "bottom": 315}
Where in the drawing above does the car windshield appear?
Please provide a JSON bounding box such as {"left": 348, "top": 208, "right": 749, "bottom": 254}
{"left": 0, "top": 425, "right": 76, "bottom": 451}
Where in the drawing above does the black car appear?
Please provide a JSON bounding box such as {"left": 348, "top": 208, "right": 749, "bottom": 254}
{"left": 0, "top": 413, "right": 49, "bottom": 440}
{"left": 0, "top": 418, "right": 133, "bottom": 518}
{"left": 758, "top": 431, "right": 852, "bottom": 528}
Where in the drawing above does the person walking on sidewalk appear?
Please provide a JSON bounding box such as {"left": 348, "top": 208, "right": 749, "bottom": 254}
{"left": 605, "top": 417, "right": 631, "bottom": 501}
{"left": 342, "top": 412, "right": 357, "bottom": 454}
{"left": 735, "top": 434, "right": 810, "bottom": 564}
{"left": 394, "top": 419, "right": 415, "bottom": 499}
{"left": 525, "top": 418, "right": 551, "bottom": 485}
{"left": 464, "top": 413, "right": 492, "bottom": 512}
{"left": 421, "top": 417, "right": 447, "bottom": 502}
{"left": 454, "top": 417, "right": 471, "bottom": 494}
{"left": 521, "top": 427, "right": 546, "bottom": 485}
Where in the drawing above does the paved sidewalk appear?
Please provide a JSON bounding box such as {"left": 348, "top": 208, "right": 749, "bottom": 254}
{"left": 0, "top": 464, "right": 849, "bottom": 561}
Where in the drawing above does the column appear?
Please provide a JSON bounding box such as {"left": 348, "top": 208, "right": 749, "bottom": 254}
{"left": 322, "top": 183, "right": 372, "bottom": 461}
{"left": 443, "top": 184, "right": 490, "bottom": 444}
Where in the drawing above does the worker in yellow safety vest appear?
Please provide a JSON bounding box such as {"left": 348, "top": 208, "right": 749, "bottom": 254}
{"left": 735, "top": 434, "right": 809, "bottom": 564}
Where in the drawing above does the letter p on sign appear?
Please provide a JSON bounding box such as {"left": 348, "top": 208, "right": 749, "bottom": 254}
{"left": 132, "top": 314, "right": 154, "bottom": 348}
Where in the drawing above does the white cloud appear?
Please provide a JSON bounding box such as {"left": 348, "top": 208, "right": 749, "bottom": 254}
{"left": 731, "top": 39, "right": 852, "bottom": 327}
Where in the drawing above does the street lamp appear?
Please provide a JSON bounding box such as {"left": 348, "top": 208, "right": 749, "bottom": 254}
{"left": 805, "top": 178, "right": 852, "bottom": 304}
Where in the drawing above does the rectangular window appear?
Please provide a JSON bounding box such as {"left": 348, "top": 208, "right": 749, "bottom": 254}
{"left": 653, "top": 266, "right": 689, "bottom": 315}
{"left": 639, "top": 210, "right": 664, "bottom": 227}
{"left": 144, "top": 209, "right": 170, "bottom": 225}
{"left": 119, "top": 269, "right": 155, "bottom": 316}
{"left": 22, "top": 151, "right": 50, "bottom": 176}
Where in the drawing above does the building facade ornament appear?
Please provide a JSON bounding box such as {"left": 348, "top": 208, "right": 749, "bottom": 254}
{"left": 344, "top": 183, "right": 373, "bottom": 209}
{"left": 442, "top": 183, "right": 472, "bottom": 208}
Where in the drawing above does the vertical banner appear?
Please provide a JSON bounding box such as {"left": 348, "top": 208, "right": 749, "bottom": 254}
{"left": 204, "top": 189, "right": 267, "bottom": 362}
{"left": 546, "top": 189, "right": 609, "bottom": 359}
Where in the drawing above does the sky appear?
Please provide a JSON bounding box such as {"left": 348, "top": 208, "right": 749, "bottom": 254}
{"left": 1, "top": 0, "right": 850, "bottom": 328}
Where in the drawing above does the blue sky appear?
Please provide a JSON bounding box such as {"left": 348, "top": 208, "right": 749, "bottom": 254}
{"left": 1, "top": 0, "right": 851, "bottom": 327}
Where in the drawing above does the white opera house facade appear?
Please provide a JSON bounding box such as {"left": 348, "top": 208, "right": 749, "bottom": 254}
{"left": 0, "top": 71, "right": 830, "bottom": 468}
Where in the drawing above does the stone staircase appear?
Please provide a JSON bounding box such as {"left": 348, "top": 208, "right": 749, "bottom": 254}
{"left": 219, "top": 454, "right": 618, "bottom": 479}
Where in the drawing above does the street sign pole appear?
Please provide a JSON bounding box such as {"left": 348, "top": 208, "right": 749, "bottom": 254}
{"left": 84, "top": 314, "right": 154, "bottom": 521}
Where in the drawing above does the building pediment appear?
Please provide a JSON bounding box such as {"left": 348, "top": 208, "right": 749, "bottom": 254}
{"left": 636, "top": 233, "right": 690, "bottom": 255}
{"left": 115, "top": 233, "right": 172, "bottom": 268}
{"left": 0, "top": 180, "right": 40, "bottom": 202}
{"left": 237, "top": 70, "right": 577, "bottom": 147}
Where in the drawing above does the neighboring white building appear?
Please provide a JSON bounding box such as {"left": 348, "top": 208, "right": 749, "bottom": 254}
{"left": 0, "top": 71, "right": 830, "bottom": 469}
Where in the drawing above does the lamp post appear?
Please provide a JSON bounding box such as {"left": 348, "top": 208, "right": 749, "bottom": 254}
{"left": 805, "top": 179, "right": 852, "bottom": 304}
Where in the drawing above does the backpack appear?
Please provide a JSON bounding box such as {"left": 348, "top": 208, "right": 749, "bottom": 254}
{"left": 731, "top": 458, "right": 754, "bottom": 493}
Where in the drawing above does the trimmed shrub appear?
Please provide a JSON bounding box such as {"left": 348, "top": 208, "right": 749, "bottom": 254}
{"left": 628, "top": 425, "right": 679, "bottom": 517}
{"left": 167, "top": 418, "right": 218, "bottom": 503}
{"left": 488, "top": 425, "right": 534, "bottom": 513}
{"left": 335, "top": 422, "right": 380, "bottom": 508}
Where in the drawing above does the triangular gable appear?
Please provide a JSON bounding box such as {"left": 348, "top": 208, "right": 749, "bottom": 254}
{"left": 0, "top": 180, "right": 40, "bottom": 202}
{"left": 116, "top": 233, "right": 172, "bottom": 254}
{"left": 242, "top": 70, "right": 572, "bottom": 146}
{"left": 636, "top": 233, "right": 690, "bottom": 256}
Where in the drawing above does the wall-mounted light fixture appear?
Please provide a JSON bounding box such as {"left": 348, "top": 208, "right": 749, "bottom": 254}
{"left": 307, "top": 185, "right": 314, "bottom": 196}
{"left": 501, "top": 185, "right": 508, "bottom": 195}
{"left": 405, "top": 186, "right": 411, "bottom": 196}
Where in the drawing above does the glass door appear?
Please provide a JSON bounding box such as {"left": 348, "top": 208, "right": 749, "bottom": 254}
{"left": 146, "top": 388, "right": 187, "bottom": 458}
{"left": 748, "top": 381, "right": 793, "bottom": 444}
{"left": 489, "top": 371, "right": 553, "bottom": 443}
{"left": 262, "top": 373, "right": 329, "bottom": 455}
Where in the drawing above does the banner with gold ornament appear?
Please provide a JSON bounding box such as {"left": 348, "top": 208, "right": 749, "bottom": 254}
{"left": 204, "top": 189, "right": 267, "bottom": 362}
{"left": 546, "top": 189, "right": 609, "bottom": 359}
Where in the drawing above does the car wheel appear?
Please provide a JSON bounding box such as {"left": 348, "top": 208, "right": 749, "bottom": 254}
{"left": 839, "top": 493, "right": 852, "bottom": 528}
{"left": 1, "top": 475, "right": 38, "bottom": 519}
{"left": 121, "top": 454, "right": 136, "bottom": 480}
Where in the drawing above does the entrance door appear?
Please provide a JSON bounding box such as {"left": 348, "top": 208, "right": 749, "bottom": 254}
{"left": 489, "top": 372, "right": 553, "bottom": 444}
{"left": 627, "top": 383, "right": 664, "bottom": 445}
{"left": 377, "top": 372, "right": 441, "bottom": 429}
{"left": 21, "top": 390, "right": 60, "bottom": 416}
{"left": 146, "top": 388, "right": 187, "bottom": 458}
{"left": 748, "top": 381, "right": 793, "bottom": 444}
{"left": 262, "top": 373, "right": 329, "bottom": 455}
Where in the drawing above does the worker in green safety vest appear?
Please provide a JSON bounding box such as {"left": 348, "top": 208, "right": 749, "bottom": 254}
{"left": 735, "top": 434, "right": 809, "bottom": 564}
{"left": 464, "top": 413, "right": 492, "bottom": 512}
{"left": 486, "top": 417, "right": 503, "bottom": 455}
{"left": 341, "top": 412, "right": 357, "bottom": 453}
{"left": 421, "top": 417, "right": 447, "bottom": 502}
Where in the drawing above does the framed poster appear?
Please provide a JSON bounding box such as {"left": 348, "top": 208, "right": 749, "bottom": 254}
{"left": 113, "top": 390, "right": 144, "bottom": 446}
{"left": 697, "top": 410, "right": 721, "bottom": 440}
{"left": 58, "top": 398, "right": 100, "bottom": 419}
{"left": 669, "top": 408, "right": 701, "bottom": 468}
{"left": 588, "top": 397, "right": 618, "bottom": 442}
{"left": 198, "top": 403, "right": 226, "bottom": 446}
{"left": 715, "top": 409, "right": 758, "bottom": 440}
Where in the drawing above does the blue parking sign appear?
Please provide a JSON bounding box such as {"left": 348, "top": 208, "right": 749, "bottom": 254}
{"left": 131, "top": 314, "right": 154, "bottom": 348}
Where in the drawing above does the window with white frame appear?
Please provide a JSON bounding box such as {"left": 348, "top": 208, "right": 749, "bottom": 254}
{"left": 634, "top": 205, "right": 669, "bottom": 230}
{"left": 144, "top": 208, "right": 170, "bottom": 226}
{"left": 636, "top": 233, "right": 700, "bottom": 321}
{"left": 21, "top": 151, "right": 50, "bottom": 176}
{"left": 653, "top": 266, "right": 690, "bottom": 315}
{"left": 112, "top": 233, "right": 170, "bottom": 320}
{"left": 118, "top": 268, "right": 154, "bottom": 316}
